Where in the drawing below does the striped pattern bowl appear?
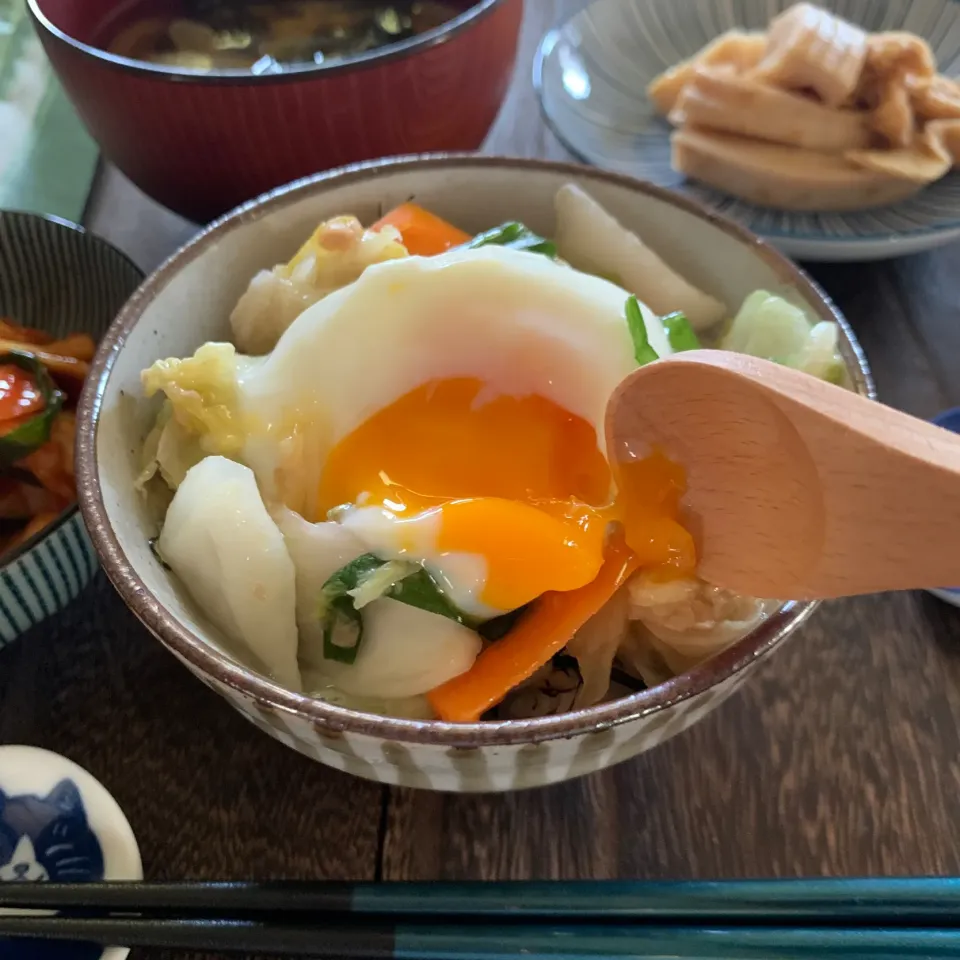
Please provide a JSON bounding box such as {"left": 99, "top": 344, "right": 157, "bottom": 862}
{"left": 0, "top": 211, "right": 143, "bottom": 647}
{"left": 535, "top": 0, "right": 960, "bottom": 263}
{"left": 77, "top": 155, "right": 874, "bottom": 792}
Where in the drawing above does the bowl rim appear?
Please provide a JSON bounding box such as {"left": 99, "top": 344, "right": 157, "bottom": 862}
{"left": 26, "top": 0, "right": 508, "bottom": 84}
{"left": 0, "top": 209, "right": 143, "bottom": 570}
{"left": 75, "top": 152, "right": 875, "bottom": 748}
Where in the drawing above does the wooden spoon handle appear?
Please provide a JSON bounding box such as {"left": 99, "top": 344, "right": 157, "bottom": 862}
{"left": 785, "top": 381, "right": 960, "bottom": 597}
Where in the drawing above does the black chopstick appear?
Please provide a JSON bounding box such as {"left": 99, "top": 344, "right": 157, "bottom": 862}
{"left": 4, "top": 916, "right": 960, "bottom": 959}
{"left": 3, "top": 879, "right": 960, "bottom": 924}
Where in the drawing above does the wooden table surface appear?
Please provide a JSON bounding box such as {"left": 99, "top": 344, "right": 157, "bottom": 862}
{"left": 5, "top": 2, "right": 960, "bottom": 957}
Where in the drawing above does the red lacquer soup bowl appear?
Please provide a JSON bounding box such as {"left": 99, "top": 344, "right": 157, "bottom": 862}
{"left": 28, "top": 0, "right": 523, "bottom": 223}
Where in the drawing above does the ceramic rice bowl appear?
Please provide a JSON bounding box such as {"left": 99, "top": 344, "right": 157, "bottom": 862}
{"left": 76, "top": 156, "right": 873, "bottom": 792}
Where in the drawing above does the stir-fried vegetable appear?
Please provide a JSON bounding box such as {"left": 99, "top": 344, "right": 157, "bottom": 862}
{"left": 721, "top": 290, "right": 845, "bottom": 383}
{"left": 140, "top": 191, "right": 858, "bottom": 725}
{"left": 319, "top": 552, "right": 475, "bottom": 664}
{"left": 496, "top": 653, "right": 584, "bottom": 719}
{"left": 0, "top": 362, "right": 44, "bottom": 423}
{"left": 0, "top": 353, "right": 65, "bottom": 467}
{"left": 465, "top": 222, "right": 557, "bottom": 258}
{"left": 141, "top": 342, "right": 244, "bottom": 457}
{"left": 0, "top": 317, "right": 92, "bottom": 558}
{"left": 625, "top": 295, "right": 660, "bottom": 366}
{"left": 661, "top": 311, "right": 700, "bottom": 352}
{"left": 319, "top": 554, "right": 382, "bottom": 664}
{"left": 0, "top": 340, "right": 89, "bottom": 382}
{"left": 427, "top": 534, "right": 640, "bottom": 723}
{"left": 371, "top": 202, "right": 471, "bottom": 256}
{"left": 0, "top": 319, "right": 52, "bottom": 346}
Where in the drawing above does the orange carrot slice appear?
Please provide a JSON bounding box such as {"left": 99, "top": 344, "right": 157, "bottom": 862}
{"left": 372, "top": 202, "right": 471, "bottom": 257}
{"left": 0, "top": 319, "right": 53, "bottom": 346}
{"left": 428, "top": 534, "right": 641, "bottom": 723}
{"left": 43, "top": 334, "right": 96, "bottom": 362}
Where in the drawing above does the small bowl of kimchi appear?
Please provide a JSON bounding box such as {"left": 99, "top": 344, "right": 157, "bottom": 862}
{"left": 0, "top": 211, "right": 143, "bottom": 646}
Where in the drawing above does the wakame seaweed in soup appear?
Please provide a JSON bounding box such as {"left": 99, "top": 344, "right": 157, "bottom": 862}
{"left": 105, "top": 1, "right": 464, "bottom": 73}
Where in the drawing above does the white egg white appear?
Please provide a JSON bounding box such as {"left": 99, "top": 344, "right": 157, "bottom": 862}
{"left": 232, "top": 245, "right": 670, "bottom": 515}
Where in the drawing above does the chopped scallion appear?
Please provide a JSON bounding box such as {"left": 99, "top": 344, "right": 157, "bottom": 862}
{"left": 661, "top": 311, "right": 700, "bottom": 352}
{"left": 625, "top": 296, "right": 659, "bottom": 366}
{"left": 318, "top": 553, "right": 477, "bottom": 665}
{"left": 465, "top": 222, "right": 557, "bottom": 258}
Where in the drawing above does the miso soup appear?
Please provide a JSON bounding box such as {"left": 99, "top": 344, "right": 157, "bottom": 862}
{"left": 106, "top": 1, "right": 465, "bottom": 73}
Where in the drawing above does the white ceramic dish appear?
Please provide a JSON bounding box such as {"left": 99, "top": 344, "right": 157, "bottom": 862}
{"left": 77, "top": 155, "right": 873, "bottom": 792}
{"left": 0, "top": 744, "right": 142, "bottom": 960}
{"left": 534, "top": 0, "right": 960, "bottom": 263}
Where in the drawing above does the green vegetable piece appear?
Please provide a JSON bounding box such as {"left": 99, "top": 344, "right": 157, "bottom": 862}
{"left": 318, "top": 552, "right": 477, "bottom": 665}
{"left": 319, "top": 554, "right": 384, "bottom": 664}
{"left": 324, "top": 596, "right": 364, "bottom": 665}
{"left": 389, "top": 567, "right": 473, "bottom": 624}
{"left": 661, "top": 311, "right": 700, "bottom": 352}
{"left": 625, "top": 296, "right": 659, "bottom": 366}
{"left": 824, "top": 361, "right": 846, "bottom": 386}
{"left": 722, "top": 291, "right": 811, "bottom": 359}
{"left": 0, "top": 352, "right": 65, "bottom": 468}
{"left": 465, "top": 221, "right": 557, "bottom": 258}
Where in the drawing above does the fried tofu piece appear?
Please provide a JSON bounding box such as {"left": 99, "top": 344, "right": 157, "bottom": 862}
{"left": 647, "top": 30, "right": 767, "bottom": 115}
{"left": 670, "top": 66, "right": 871, "bottom": 151}
{"left": 909, "top": 74, "right": 960, "bottom": 122}
{"left": 672, "top": 127, "right": 924, "bottom": 211}
{"left": 869, "top": 77, "right": 915, "bottom": 147}
{"left": 866, "top": 32, "right": 936, "bottom": 81}
{"left": 851, "top": 33, "right": 937, "bottom": 110}
{"left": 752, "top": 2, "right": 868, "bottom": 107}
{"left": 845, "top": 129, "right": 951, "bottom": 183}
{"left": 921, "top": 119, "right": 960, "bottom": 166}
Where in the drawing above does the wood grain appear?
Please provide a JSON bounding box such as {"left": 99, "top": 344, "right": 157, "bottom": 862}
{"left": 0, "top": 578, "right": 384, "bottom": 960}
{"left": 5, "top": 5, "right": 960, "bottom": 960}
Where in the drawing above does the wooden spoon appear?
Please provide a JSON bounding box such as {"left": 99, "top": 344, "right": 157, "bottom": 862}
{"left": 605, "top": 349, "right": 960, "bottom": 600}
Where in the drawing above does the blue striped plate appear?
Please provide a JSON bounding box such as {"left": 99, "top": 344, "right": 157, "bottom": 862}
{"left": 535, "top": 0, "right": 960, "bottom": 262}
{"left": 0, "top": 211, "right": 143, "bottom": 647}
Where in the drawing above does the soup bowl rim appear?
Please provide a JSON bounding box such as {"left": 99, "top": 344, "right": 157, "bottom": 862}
{"left": 75, "top": 152, "right": 874, "bottom": 748}
{"left": 26, "top": 0, "right": 507, "bottom": 84}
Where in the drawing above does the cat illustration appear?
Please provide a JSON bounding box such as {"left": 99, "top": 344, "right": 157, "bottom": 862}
{"left": 0, "top": 779, "right": 105, "bottom": 960}
{"left": 0, "top": 779, "right": 104, "bottom": 883}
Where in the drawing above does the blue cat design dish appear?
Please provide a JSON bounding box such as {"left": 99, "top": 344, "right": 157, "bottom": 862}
{"left": 534, "top": 0, "right": 960, "bottom": 262}
{"left": 0, "top": 780, "right": 104, "bottom": 884}
{"left": 926, "top": 408, "right": 960, "bottom": 608}
{"left": 0, "top": 212, "right": 144, "bottom": 648}
{"left": 0, "top": 745, "right": 142, "bottom": 960}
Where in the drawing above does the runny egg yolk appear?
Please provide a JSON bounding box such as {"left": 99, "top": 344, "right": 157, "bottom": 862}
{"left": 317, "top": 377, "right": 694, "bottom": 612}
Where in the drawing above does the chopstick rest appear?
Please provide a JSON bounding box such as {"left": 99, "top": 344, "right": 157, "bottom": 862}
{"left": 0, "top": 745, "right": 142, "bottom": 960}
